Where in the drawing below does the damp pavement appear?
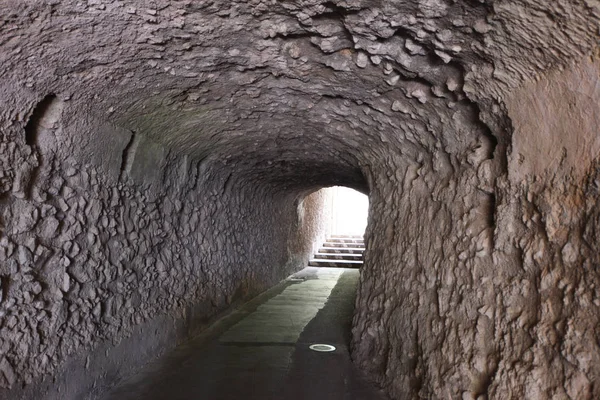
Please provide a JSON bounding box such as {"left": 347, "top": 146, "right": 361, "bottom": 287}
{"left": 103, "top": 267, "right": 389, "bottom": 400}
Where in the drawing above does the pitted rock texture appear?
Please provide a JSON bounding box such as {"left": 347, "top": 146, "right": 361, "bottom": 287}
{"left": 0, "top": 0, "right": 599, "bottom": 399}
{"left": 0, "top": 121, "right": 330, "bottom": 397}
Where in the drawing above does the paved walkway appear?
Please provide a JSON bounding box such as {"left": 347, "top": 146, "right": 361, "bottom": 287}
{"left": 103, "top": 267, "right": 388, "bottom": 400}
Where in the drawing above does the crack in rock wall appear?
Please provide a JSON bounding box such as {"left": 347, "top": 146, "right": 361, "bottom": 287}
{"left": 0, "top": 0, "right": 599, "bottom": 399}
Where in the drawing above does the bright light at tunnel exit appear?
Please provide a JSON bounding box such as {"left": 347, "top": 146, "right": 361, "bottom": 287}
{"left": 329, "top": 186, "right": 369, "bottom": 236}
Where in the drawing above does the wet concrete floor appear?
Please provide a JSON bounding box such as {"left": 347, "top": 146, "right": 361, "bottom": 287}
{"left": 103, "top": 267, "right": 388, "bottom": 400}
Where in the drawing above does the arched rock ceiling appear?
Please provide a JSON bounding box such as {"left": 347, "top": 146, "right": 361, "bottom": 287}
{"left": 1, "top": 0, "right": 598, "bottom": 192}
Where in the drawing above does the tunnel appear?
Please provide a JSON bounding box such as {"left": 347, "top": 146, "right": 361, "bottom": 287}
{"left": 0, "top": 1, "right": 599, "bottom": 399}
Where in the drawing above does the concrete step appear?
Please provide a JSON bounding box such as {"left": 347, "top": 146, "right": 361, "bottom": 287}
{"left": 323, "top": 242, "right": 365, "bottom": 248}
{"left": 313, "top": 253, "right": 363, "bottom": 261}
{"left": 308, "top": 259, "right": 363, "bottom": 268}
{"left": 326, "top": 237, "right": 364, "bottom": 244}
{"left": 328, "top": 234, "right": 364, "bottom": 239}
{"left": 318, "top": 247, "right": 364, "bottom": 254}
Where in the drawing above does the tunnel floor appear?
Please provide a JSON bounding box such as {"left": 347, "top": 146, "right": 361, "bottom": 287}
{"left": 102, "top": 267, "right": 388, "bottom": 400}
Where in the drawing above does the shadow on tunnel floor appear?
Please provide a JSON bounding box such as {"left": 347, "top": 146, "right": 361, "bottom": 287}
{"left": 101, "top": 268, "right": 389, "bottom": 400}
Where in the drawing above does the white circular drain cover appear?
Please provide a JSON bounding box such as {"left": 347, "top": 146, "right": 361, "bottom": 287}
{"left": 309, "top": 344, "right": 336, "bottom": 352}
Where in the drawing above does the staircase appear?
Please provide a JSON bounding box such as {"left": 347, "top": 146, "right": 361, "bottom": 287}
{"left": 308, "top": 234, "right": 364, "bottom": 268}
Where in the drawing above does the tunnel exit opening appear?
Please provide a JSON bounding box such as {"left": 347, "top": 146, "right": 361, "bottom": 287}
{"left": 327, "top": 186, "right": 369, "bottom": 237}
{"left": 306, "top": 186, "right": 368, "bottom": 269}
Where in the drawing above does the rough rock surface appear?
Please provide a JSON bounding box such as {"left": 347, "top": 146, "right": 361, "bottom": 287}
{"left": 0, "top": 0, "right": 599, "bottom": 399}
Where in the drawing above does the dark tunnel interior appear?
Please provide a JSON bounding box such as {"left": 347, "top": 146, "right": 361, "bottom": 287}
{"left": 0, "top": 1, "right": 599, "bottom": 399}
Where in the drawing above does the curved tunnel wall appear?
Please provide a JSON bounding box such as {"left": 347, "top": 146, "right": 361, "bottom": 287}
{"left": 0, "top": 101, "right": 335, "bottom": 399}
{"left": 1, "top": 1, "right": 600, "bottom": 399}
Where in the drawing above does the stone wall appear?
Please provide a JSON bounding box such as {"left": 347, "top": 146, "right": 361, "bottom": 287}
{"left": 292, "top": 188, "right": 333, "bottom": 259}
{"left": 352, "top": 55, "right": 600, "bottom": 400}
{"left": 0, "top": 96, "right": 325, "bottom": 398}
